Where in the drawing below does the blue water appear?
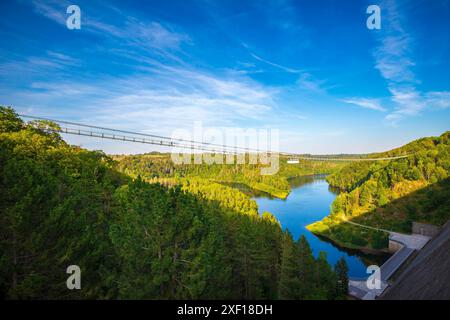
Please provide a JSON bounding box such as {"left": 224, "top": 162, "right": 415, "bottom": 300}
{"left": 253, "top": 175, "right": 388, "bottom": 278}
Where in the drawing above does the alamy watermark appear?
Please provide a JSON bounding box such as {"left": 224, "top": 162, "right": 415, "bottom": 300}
{"left": 366, "top": 265, "right": 381, "bottom": 289}
{"left": 66, "top": 265, "right": 81, "bottom": 290}
{"left": 170, "top": 122, "right": 280, "bottom": 175}
{"left": 367, "top": 5, "right": 381, "bottom": 30}
{"left": 66, "top": 5, "right": 81, "bottom": 30}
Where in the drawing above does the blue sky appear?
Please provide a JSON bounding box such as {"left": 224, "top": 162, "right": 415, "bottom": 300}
{"left": 0, "top": 0, "right": 449, "bottom": 154}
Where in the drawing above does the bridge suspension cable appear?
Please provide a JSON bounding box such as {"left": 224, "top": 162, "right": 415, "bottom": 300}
{"left": 19, "top": 114, "right": 261, "bottom": 154}
{"left": 19, "top": 114, "right": 412, "bottom": 162}
{"left": 291, "top": 155, "right": 411, "bottom": 161}
{"left": 52, "top": 126, "right": 242, "bottom": 155}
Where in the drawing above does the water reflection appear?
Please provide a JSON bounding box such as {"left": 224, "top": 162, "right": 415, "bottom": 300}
{"left": 251, "top": 174, "right": 389, "bottom": 278}
{"left": 218, "top": 181, "right": 275, "bottom": 198}
{"left": 288, "top": 174, "right": 341, "bottom": 195}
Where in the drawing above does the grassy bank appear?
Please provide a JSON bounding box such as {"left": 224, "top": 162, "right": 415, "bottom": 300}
{"left": 307, "top": 218, "right": 390, "bottom": 252}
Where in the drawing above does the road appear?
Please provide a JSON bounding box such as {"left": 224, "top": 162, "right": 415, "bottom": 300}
{"left": 379, "top": 246, "right": 415, "bottom": 281}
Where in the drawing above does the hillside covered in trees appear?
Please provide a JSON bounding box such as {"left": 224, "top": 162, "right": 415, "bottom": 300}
{"left": 0, "top": 106, "right": 347, "bottom": 299}
{"left": 308, "top": 132, "right": 450, "bottom": 250}
{"left": 113, "top": 153, "right": 344, "bottom": 199}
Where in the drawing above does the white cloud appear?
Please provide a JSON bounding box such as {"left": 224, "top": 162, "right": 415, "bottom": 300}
{"left": 0, "top": 51, "right": 79, "bottom": 76}
{"left": 389, "top": 86, "right": 423, "bottom": 116}
{"left": 371, "top": 0, "right": 449, "bottom": 124}
{"left": 2, "top": 63, "right": 281, "bottom": 154}
{"left": 374, "top": 35, "right": 416, "bottom": 83}
{"left": 31, "top": 0, "right": 67, "bottom": 25}
{"left": 425, "top": 92, "right": 450, "bottom": 109}
{"left": 342, "top": 98, "right": 386, "bottom": 112}
{"left": 6, "top": 64, "right": 277, "bottom": 136}
{"left": 296, "top": 73, "right": 327, "bottom": 93}
{"left": 250, "top": 53, "right": 303, "bottom": 74}
{"left": 30, "top": 0, "right": 190, "bottom": 54}
{"left": 384, "top": 87, "right": 450, "bottom": 125}
{"left": 3, "top": 2, "right": 277, "bottom": 141}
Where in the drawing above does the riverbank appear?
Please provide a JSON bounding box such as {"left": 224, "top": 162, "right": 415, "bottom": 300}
{"left": 252, "top": 174, "right": 389, "bottom": 278}
{"left": 249, "top": 182, "right": 289, "bottom": 199}
{"left": 307, "top": 225, "right": 391, "bottom": 255}
{"left": 246, "top": 173, "right": 336, "bottom": 200}
{"left": 306, "top": 219, "right": 391, "bottom": 255}
{"left": 215, "top": 180, "right": 289, "bottom": 199}
{"left": 238, "top": 173, "right": 336, "bottom": 200}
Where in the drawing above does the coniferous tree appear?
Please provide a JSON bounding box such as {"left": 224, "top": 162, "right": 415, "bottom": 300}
{"left": 334, "top": 257, "right": 349, "bottom": 298}
{"left": 314, "top": 252, "right": 338, "bottom": 300}
{"left": 278, "top": 231, "right": 300, "bottom": 299}
{"left": 296, "top": 235, "right": 315, "bottom": 299}
{"left": 0, "top": 106, "right": 349, "bottom": 300}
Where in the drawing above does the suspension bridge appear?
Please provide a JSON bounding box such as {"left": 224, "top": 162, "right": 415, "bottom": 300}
{"left": 19, "top": 114, "right": 412, "bottom": 162}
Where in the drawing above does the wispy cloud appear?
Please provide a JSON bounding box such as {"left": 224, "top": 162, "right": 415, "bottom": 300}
{"left": 425, "top": 91, "right": 450, "bottom": 109}
{"left": 383, "top": 87, "right": 450, "bottom": 125}
{"left": 4, "top": 63, "right": 278, "bottom": 134}
{"left": 3, "top": 0, "right": 447, "bottom": 155}
{"left": 1, "top": 1, "right": 280, "bottom": 137}
{"left": 30, "top": 0, "right": 190, "bottom": 55}
{"left": 374, "top": 34, "right": 416, "bottom": 83}
{"left": 247, "top": 51, "right": 331, "bottom": 96}
{"left": 0, "top": 50, "right": 79, "bottom": 76}
{"left": 342, "top": 98, "right": 386, "bottom": 112}
{"left": 31, "top": 0, "right": 67, "bottom": 24}
{"left": 372, "top": 0, "right": 449, "bottom": 125}
{"left": 296, "top": 72, "right": 328, "bottom": 93}
{"left": 250, "top": 53, "right": 303, "bottom": 74}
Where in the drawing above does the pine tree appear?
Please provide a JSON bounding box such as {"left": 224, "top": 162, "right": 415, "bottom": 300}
{"left": 278, "top": 231, "right": 300, "bottom": 299}
{"left": 296, "top": 235, "right": 315, "bottom": 298}
{"left": 314, "top": 251, "right": 338, "bottom": 299}
{"left": 334, "top": 257, "right": 349, "bottom": 298}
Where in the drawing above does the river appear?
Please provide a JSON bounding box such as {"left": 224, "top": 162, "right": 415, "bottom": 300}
{"left": 251, "top": 174, "right": 389, "bottom": 279}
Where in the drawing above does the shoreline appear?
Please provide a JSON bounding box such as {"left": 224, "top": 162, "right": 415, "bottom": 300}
{"left": 308, "top": 178, "right": 391, "bottom": 255}
{"left": 308, "top": 228, "right": 391, "bottom": 255}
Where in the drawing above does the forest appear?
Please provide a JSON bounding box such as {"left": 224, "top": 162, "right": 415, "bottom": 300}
{"left": 113, "top": 152, "right": 344, "bottom": 199}
{"left": 308, "top": 132, "right": 450, "bottom": 250}
{"left": 0, "top": 106, "right": 348, "bottom": 299}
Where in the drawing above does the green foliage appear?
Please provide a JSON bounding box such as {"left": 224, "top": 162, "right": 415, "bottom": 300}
{"left": 181, "top": 178, "right": 259, "bottom": 216}
{"left": 0, "top": 106, "right": 346, "bottom": 300}
{"left": 312, "top": 132, "right": 450, "bottom": 249}
{"left": 334, "top": 257, "right": 348, "bottom": 298}
{"left": 278, "top": 231, "right": 301, "bottom": 299}
{"left": 113, "top": 153, "right": 345, "bottom": 199}
{"left": 0, "top": 107, "right": 23, "bottom": 133}
{"left": 372, "top": 231, "right": 389, "bottom": 249}
{"left": 278, "top": 234, "right": 340, "bottom": 300}
{"left": 0, "top": 109, "right": 124, "bottom": 298}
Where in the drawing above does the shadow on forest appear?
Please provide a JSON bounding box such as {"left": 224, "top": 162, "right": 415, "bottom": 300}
{"left": 311, "top": 178, "right": 450, "bottom": 252}
{"left": 349, "top": 178, "right": 450, "bottom": 233}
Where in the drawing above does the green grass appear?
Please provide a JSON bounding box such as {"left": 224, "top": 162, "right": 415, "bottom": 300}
{"left": 307, "top": 219, "right": 389, "bottom": 251}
